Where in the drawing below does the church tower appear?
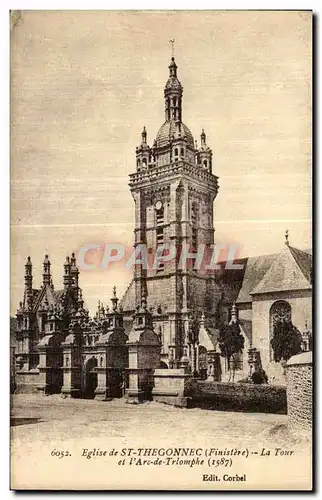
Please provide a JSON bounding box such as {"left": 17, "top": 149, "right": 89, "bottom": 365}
{"left": 128, "top": 56, "right": 219, "bottom": 367}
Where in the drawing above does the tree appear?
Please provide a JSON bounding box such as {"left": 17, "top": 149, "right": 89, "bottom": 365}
{"left": 270, "top": 319, "right": 302, "bottom": 363}
{"left": 218, "top": 321, "right": 245, "bottom": 382}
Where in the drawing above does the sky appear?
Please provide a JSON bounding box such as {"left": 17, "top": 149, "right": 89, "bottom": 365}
{"left": 10, "top": 10, "right": 312, "bottom": 315}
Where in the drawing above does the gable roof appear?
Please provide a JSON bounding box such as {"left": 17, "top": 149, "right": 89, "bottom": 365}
{"left": 32, "top": 286, "right": 65, "bottom": 312}
{"left": 251, "top": 245, "right": 312, "bottom": 295}
{"left": 118, "top": 246, "right": 312, "bottom": 311}
{"left": 236, "top": 254, "right": 276, "bottom": 303}
{"left": 216, "top": 254, "right": 276, "bottom": 304}
{"left": 288, "top": 246, "right": 312, "bottom": 284}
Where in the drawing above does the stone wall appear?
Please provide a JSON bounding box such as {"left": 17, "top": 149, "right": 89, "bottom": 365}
{"left": 15, "top": 371, "right": 43, "bottom": 394}
{"left": 190, "top": 381, "right": 287, "bottom": 414}
{"left": 251, "top": 290, "right": 312, "bottom": 375}
{"left": 286, "top": 351, "right": 312, "bottom": 436}
{"left": 152, "top": 368, "right": 193, "bottom": 407}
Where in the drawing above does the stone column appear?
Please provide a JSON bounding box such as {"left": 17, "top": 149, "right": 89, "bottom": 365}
{"left": 61, "top": 344, "right": 82, "bottom": 398}
{"left": 36, "top": 345, "right": 55, "bottom": 395}
{"left": 126, "top": 343, "right": 144, "bottom": 403}
{"left": 61, "top": 322, "right": 82, "bottom": 398}
{"left": 94, "top": 349, "right": 110, "bottom": 401}
{"left": 126, "top": 296, "right": 161, "bottom": 404}
{"left": 94, "top": 288, "right": 128, "bottom": 400}
{"left": 36, "top": 333, "right": 63, "bottom": 395}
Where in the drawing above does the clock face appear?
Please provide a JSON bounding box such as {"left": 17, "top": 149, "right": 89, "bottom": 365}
{"left": 155, "top": 201, "right": 163, "bottom": 211}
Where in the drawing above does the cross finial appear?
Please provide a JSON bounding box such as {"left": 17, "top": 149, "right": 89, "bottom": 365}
{"left": 285, "top": 229, "right": 289, "bottom": 246}
{"left": 113, "top": 285, "right": 117, "bottom": 297}
{"left": 169, "top": 38, "right": 175, "bottom": 58}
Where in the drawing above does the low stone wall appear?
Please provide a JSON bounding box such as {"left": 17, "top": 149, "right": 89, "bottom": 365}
{"left": 286, "top": 351, "right": 312, "bottom": 436}
{"left": 152, "top": 369, "right": 193, "bottom": 407}
{"left": 190, "top": 381, "right": 287, "bottom": 414}
{"left": 15, "top": 371, "right": 43, "bottom": 394}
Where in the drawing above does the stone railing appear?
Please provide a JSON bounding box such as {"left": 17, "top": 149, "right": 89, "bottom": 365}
{"left": 129, "top": 161, "right": 218, "bottom": 191}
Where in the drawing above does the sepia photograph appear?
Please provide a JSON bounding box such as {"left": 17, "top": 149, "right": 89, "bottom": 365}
{"left": 10, "top": 10, "right": 312, "bottom": 490}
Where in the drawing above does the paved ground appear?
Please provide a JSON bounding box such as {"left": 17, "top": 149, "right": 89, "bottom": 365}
{"left": 10, "top": 394, "right": 312, "bottom": 490}
{"left": 12, "top": 393, "right": 290, "bottom": 444}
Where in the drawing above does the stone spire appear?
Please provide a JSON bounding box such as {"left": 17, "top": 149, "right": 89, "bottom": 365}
{"left": 24, "top": 256, "right": 33, "bottom": 291}
{"left": 103, "top": 285, "right": 124, "bottom": 332}
{"left": 136, "top": 126, "right": 150, "bottom": 170}
{"left": 164, "top": 57, "right": 183, "bottom": 122}
{"left": 133, "top": 293, "right": 153, "bottom": 330}
{"left": 42, "top": 254, "right": 51, "bottom": 286}
{"left": 200, "top": 310, "right": 206, "bottom": 328}
{"left": 196, "top": 129, "right": 212, "bottom": 172}
{"left": 111, "top": 285, "right": 119, "bottom": 311}
{"left": 141, "top": 126, "right": 147, "bottom": 145}
{"left": 201, "top": 129, "right": 206, "bottom": 145}
{"left": 70, "top": 252, "right": 80, "bottom": 291}
{"left": 63, "top": 256, "right": 73, "bottom": 289}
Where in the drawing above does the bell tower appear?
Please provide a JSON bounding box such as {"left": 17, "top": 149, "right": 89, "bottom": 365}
{"left": 129, "top": 56, "right": 220, "bottom": 367}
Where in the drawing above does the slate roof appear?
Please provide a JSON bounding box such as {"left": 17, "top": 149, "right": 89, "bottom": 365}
{"left": 215, "top": 254, "right": 276, "bottom": 304}
{"left": 119, "top": 246, "right": 312, "bottom": 312}
{"left": 119, "top": 280, "right": 136, "bottom": 313}
{"left": 239, "top": 319, "right": 252, "bottom": 343}
{"left": 288, "top": 246, "right": 312, "bottom": 284}
{"left": 155, "top": 120, "right": 194, "bottom": 148}
{"left": 236, "top": 254, "right": 276, "bottom": 303}
{"left": 165, "top": 76, "right": 183, "bottom": 91}
{"left": 30, "top": 286, "right": 66, "bottom": 312}
{"left": 251, "top": 245, "right": 312, "bottom": 295}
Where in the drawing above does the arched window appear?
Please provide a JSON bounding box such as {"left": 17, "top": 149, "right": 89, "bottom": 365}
{"left": 203, "top": 160, "right": 208, "bottom": 168}
{"left": 137, "top": 159, "right": 140, "bottom": 167}
{"left": 181, "top": 147, "right": 184, "bottom": 157}
{"left": 270, "top": 300, "right": 292, "bottom": 361}
{"left": 142, "top": 158, "right": 147, "bottom": 166}
{"left": 174, "top": 148, "right": 178, "bottom": 157}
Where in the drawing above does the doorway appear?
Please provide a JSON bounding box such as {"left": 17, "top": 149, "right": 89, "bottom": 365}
{"left": 83, "top": 357, "right": 98, "bottom": 399}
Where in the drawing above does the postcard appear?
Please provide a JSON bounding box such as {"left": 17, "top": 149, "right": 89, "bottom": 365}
{"left": 10, "top": 10, "right": 312, "bottom": 490}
